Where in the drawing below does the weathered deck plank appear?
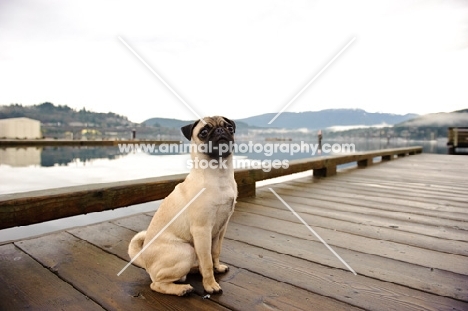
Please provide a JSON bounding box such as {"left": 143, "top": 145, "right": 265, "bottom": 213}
{"left": 225, "top": 221, "right": 467, "bottom": 301}
{"left": 228, "top": 209, "right": 468, "bottom": 275}
{"left": 245, "top": 193, "right": 467, "bottom": 241}
{"left": 78, "top": 214, "right": 468, "bottom": 311}
{"left": 68, "top": 220, "right": 359, "bottom": 310}
{"left": 234, "top": 201, "right": 468, "bottom": 256}
{"left": 286, "top": 179, "right": 468, "bottom": 213}
{"left": 220, "top": 240, "right": 467, "bottom": 311}
{"left": 14, "top": 232, "right": 227, "bottom": 311}
{"left": 1, "top": 153, "right": 467, "bottom": 310}
{"left": 0, "top": 244, "right": 103, "bottom": 310}
{"left": 261, "top": 186, "right": 468, "bottom": 229}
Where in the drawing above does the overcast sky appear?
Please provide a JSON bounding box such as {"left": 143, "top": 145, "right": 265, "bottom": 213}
{"left": 1, "top": 0, "right": 467, "bottom": 123}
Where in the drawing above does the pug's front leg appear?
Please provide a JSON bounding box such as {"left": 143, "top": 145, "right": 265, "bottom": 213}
{"left": 191, "top": 227, "right": 222, "bottom": 294}
{"left": 212, "top": 225, "right": 229, "bottom": 274}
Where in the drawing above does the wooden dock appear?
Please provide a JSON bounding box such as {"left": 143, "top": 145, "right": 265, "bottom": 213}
{"left": 1, "top": 150, "right": 468, "bottom": 310}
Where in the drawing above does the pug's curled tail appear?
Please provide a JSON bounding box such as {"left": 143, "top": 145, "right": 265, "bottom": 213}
{"left": 128, "top": 231, "right": 147, "bottom": 269}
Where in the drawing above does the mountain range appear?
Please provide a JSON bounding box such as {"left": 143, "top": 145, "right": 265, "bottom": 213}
{"left": 236, "top": 109, "right": 418, "bottom": 130}
{"left": 144, "top": 109, "right": 419, "bottom": 130}
{"left": 2, "top": 103, "right": 466, "bottom": 133}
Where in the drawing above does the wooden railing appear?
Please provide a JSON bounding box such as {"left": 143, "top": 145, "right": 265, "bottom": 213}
{"left": 0, "top": 146, "right": 422, "bottom": 230}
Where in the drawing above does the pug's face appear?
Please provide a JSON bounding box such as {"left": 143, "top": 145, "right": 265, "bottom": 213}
{"left": 181, "top": 116, "right": 236, "bottom": 158}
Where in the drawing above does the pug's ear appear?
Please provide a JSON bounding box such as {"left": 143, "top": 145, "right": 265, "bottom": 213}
{"left": 181, "top": 119, "right": 200, "bottom": 141}
{"left": 222, "top": 117, "right": 236, "bottom": 133}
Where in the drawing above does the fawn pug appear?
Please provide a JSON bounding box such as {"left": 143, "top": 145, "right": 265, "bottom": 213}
{"left": 128, "top": 116, "right": 237, "bottom": 296}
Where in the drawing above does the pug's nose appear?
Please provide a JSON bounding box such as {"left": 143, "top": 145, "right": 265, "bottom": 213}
{"left": 215, "top": 127, "right": 225, "bottom": 135}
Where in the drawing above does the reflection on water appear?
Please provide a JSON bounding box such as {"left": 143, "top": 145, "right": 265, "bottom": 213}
{"left": 0, "top": 146, "right": 123, "bottom": 168}
{"left": 0, "top": 146, "right": 191, "bottom": 195}
{"left": 0, "top": 147, "right": 41, "bottom": 167}
{"left": 41, "top": 146, "right": 123, "bottom": 167}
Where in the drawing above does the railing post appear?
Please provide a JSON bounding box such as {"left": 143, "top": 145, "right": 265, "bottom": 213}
{"left": 382, "top": 155, "right": 393, "bottom": 161}
{"left": 357, "top": 157, "right": 372, "bottom": 168}
{"left": 313, "top": 165, "right": 337, "bottom": 177}
{"left": 237, "top": 182, "right": 256, "bottom": 198}
{"left": 235, "top": 171, "right": 256, "bottom": 198}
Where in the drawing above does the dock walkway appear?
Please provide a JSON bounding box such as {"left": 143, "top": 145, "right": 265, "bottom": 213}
{"left": 1, "top": 153, "right": 467, "bottom": 310}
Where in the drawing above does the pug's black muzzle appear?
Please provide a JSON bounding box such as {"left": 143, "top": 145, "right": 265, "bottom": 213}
{"left": 206, "top": 127, "right": 234, "bottom": 158}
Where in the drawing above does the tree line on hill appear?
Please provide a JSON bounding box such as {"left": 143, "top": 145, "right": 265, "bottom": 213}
{"left": 0, "top": 102, "right": 132, "bottom": 128}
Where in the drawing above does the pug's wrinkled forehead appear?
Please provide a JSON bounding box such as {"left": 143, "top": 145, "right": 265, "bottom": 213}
{"left": 181, "top": 116, "right": 236, "bottom": 141}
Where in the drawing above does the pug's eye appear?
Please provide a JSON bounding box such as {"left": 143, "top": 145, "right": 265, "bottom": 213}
{"left": 199, "top": 128, "right": 209, "bottom": 138}
{"left": 226, "top": 124, "right": 234, "bottom": 134}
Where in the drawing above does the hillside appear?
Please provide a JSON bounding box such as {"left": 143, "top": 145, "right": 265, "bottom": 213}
{"left": 143, "top": 109, "right": 417, "bottom": 130}
{"left": 0, "top": 102, "right": 133, "bottom": 127}
{"left": 395, "top": 110, "right": 468, "bottom": 127}
{"left": 236, "top": 109, "right": 418, "bottom": 130}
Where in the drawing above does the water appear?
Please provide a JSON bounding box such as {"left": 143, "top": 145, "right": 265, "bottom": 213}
{"left": 0, "top": 139, "right": 448, "bottom": 195}
{"left": 0, "top": 146, "right": 191, "bottom": 195}
{"left": 0, "top": 139, "right": 448, "bottom": 242}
